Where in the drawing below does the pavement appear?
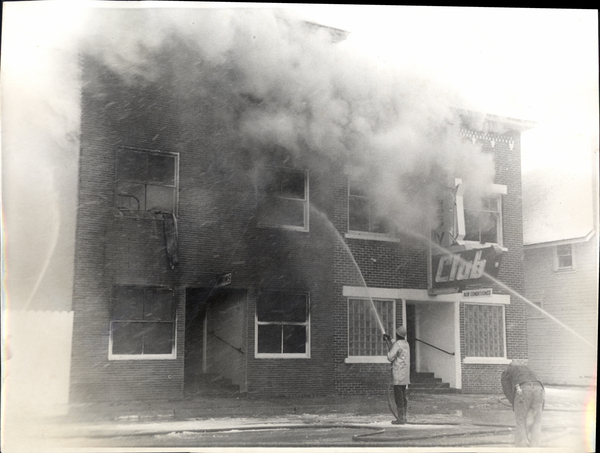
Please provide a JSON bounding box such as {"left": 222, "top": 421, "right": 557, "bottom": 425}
{"left": 1, "top": 385, "right": 596, "bottom": 452}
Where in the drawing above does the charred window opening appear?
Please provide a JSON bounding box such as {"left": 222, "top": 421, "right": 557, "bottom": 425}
{"left": 256, "top": 167, "right": 308, "bottom": 231}
{"left": 463, "top": 196, "right": 502, "bottom": 245}
{"left": 348, "top": 298, "right": 395, "bottom": 357}
{"left": 348, "top": 179, "right": 387, "bottom": 234}
{"left": 464, "top": 303, "right": 506, "bottom": 358}
{"left": 116, "top": 148, "right": 178, "bottom": 216}
{"left": 110, "top": 285, "right": 176, "bottom": 359}
{"left": 256, "top": 291, "right": 309, "bottom": 357}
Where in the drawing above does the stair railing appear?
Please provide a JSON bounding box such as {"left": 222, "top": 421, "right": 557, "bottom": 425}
{"left": 208, "top": 330, "right": 245, "bottom": 354}
{"left": 414, "top": 338, "right": 454, "bottom": 356}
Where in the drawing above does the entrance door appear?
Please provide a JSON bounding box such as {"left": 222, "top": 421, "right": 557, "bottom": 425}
{"left": 406, "top": 304, "right": 417, "bottom": 373}
{"left": 184, "top": 288, "right": 247, "bottom": 394}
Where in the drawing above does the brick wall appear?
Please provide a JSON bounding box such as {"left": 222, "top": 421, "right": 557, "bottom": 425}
{"left": 71, "top": 53, "right": 340, "bottom": 402}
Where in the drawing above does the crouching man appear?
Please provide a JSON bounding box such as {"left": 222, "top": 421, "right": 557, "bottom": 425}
{"left": 501, "top": 360, "right": 545, "bottom": 447}
{"left": 383, "top": 326, "right": 410, "bottom": 424}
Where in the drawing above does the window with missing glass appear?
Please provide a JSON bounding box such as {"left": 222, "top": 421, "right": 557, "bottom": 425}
{"left": 554, "top": 243, "right": 574, "bottom": 270}
{"left": 348, "top": 179, "right": 387, "bottom": 234}
{"left": 464, "top": 303, "right": 506, "bottom": 358}
{"left": 116, "top": 148, "right": 178, "bottom": 215}
{"left": 348, "top": 298, "right": 395, "bottom": 357}
{"left": 109, "top": 286, "right": 176, "bottom": 359}
{"left": 463, "top": 196, "right": 503, "bottom": 245}
{"left": 256, "top": 291, "right": 309, "bottom": 357}
{"left": 256, "top": 167, "right": 308, "bottom": 231}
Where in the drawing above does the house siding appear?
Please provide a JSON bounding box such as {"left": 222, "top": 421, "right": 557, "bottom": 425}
{"left": 525, "top": 237, "right": 598, "bottom": 385}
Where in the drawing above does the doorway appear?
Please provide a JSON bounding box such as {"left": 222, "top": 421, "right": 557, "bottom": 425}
{"left": 184, "top": 288, "right": 247, "bottom": 394}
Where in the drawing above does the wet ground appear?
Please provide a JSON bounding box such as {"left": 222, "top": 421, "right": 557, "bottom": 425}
{"left": 2, "top": 386, "right": 595, "bottom": 452}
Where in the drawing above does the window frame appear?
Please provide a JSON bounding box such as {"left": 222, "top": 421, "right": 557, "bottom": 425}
{"left": 108, "top": 285, "right": 177, "bottom": 361}
{"left": 554, "top": 243, "right": 575, "bottom": 271}
{"left": 115, "top": 147, "right": 179, "bottom": 218}
{"left": 255, "top": 291, "right": 310, "bottom": 359}
{"left": 455, "top": 181, "right": 506, "bottom": 248}
{"left": 255, "top": 166, "right": 309, "bottom": 232}
{"left": 346, "top": 178, "right": 397, "bottom": 241}
{"left": 462, "top": 302, "right": 508, "bottom": 364}
{"left": 346, "top": 298, "right": 396, "bottom": 363}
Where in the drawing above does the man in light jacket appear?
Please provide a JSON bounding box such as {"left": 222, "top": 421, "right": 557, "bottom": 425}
{"left": 501, "top": 360, "right": 545, "bottom": 447}
{"left": 384, "top": 326, "right": 411, "bottom": 424}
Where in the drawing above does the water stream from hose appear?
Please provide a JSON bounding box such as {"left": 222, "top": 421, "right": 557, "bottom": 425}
{"left": 310, "top": 206, "right": 387, "bottom": 334}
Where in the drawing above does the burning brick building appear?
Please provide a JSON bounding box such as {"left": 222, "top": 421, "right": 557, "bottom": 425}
{"left": 69, "top": 9, "right": 535, "bottom": 403}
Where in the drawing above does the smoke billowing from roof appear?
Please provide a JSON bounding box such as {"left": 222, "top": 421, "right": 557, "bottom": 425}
{"left": 79, "top": 6, "right": 495, "bottom": 233}
{"left": 3, "top": 5, "right": 499, "bottom": 311}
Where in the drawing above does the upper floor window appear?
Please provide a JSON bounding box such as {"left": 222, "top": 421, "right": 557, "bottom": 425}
{"left": 109, "top": 285, "right": 176, "bottom": 360}
{"left": 554, "top": 243, "right": 574, "bottom": 271}
{"left": 256, "top": 167, "right": 308, "bottom": 231}
{"left": 463, "top": 196, "right": 503, "bottom": 245}
{"left": 348, "top": 180, "right": 387, "bottom": 234}
{"left": 255, "top": 291, "right": 309, "bottom": 358}
{"left": 116, "top": 148, "right": 178, "bottom": 215}
{"left": 455, "top": 181, "right": 506, "bottom": 247}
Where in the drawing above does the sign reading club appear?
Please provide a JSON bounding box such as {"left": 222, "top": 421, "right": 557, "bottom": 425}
{"left": 430, "top": 245, "right": 503, "bottom": 291}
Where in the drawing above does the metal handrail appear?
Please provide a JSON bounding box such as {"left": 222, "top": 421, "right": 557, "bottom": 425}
{"left": 208, "top": 330, "right": 244, "bottom": 355}
{"left": 414, "top": 338, "right": 455, "bottom": 356}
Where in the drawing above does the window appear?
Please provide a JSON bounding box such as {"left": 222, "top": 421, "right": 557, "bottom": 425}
{"left": 348, "top": 180, "right": 387, "bottom": 234}
{"left": 464, "top": 304, "right": 506, "bottom": 358}
{"left": 256, "top": 291, "right": 309, "bottom": 357}
{"left": 554, "top": 244, "right": 574, "bottom": 271}
{"left": 256, "top": 167, "right": 308, "bottom": 231}
{"left": 463, "top": 196, "right": 502, "bottom": 245}
{"left": 109, "top": 286, "right": 176, "bottom": 359}
{"left": 116, "top": 148, "right": 178, "bottom": 215}
{"left": 348, "top": 299, "right": 395, "bottom": 357}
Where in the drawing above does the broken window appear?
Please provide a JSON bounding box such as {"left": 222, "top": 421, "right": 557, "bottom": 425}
{"left": 348, "top": 179, "right": 387, "bottom": 234}
{"left": 256, "top": 167, "right": 308, "bottom": 231}
{"left": 464, "top": 303, "right": 506, "bottom": 358}
{"left": 348, "top": 298, "right": 395, "bottom": 357}
{"left": 116, "top": 148, "right": 178, "bottom": 215}
{"left": 256, "top": 291, "right": 309, "bottom": 357}
{"left": 110, "top": 286, "right": 176, "bottom": 359}
{"left": 463, "top": 196, "right": 502, "bottom": 245}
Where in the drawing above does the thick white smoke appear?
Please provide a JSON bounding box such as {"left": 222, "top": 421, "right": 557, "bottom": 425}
{"left": 78, "top": 6, "right": 496, "bottom": 233}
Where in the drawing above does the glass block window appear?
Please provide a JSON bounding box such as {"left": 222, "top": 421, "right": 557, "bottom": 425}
{"left": 348, "top": 179, "right": 387, "bottom": 234}
{"left": 256, "top": 167, "right": 308, "bottom": 231}
{"left": 116, "top": 148, "right": 178, "bottom": 215}
{"left": 110, "top": 286, "right": 176, "bottom": 359}
{"left": 464, "top": 304, "right": 505, "bottom": 357}
{"left": 348, "top": 299, "right": 395, "bottom": 356}
{"left": 256, "top": 292, "right": 309, "bottom": 357}
{"left": 555, "top": 244, "right": 574, "bottom": 270}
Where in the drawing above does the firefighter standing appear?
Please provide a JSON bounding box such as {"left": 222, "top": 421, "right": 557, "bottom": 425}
{"left": 501, "top": 360, "right": 545, "bottom": 447}
{"left": 384, "top": 326, "right": 411, "bottom": 424}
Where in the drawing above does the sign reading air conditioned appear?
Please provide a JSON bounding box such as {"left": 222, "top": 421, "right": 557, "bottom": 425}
{"left": 430, "top": 245, "right": 503, "bottom": 291}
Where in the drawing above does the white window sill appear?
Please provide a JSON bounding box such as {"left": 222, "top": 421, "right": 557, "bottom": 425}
{"left": 553, "top": 268, "right": 576, "bottom": 274}
{"left": 109, "top": 353, "right": 177, "bottom": 361}
{"left": 345, "top": 231, "right": 400, "bottom": 242}
{"left": 345, "top": 356, "right": 389, "bottom": 364}
{"left": 463, "top": 357, "right": 511, "bottom": 365}
{"left": 255, "top": 354, "right": 310, "bottom": 359}
{"left": 459, "top": 241, "right": 508, "bottom": 252}
{"left": 256, "top": 223, "right": 309, "bottom": 233}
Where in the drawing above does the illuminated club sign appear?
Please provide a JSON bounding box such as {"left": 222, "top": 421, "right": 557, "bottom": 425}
{"left": 430, "top": 245, "right": 503, "bottom": 292}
